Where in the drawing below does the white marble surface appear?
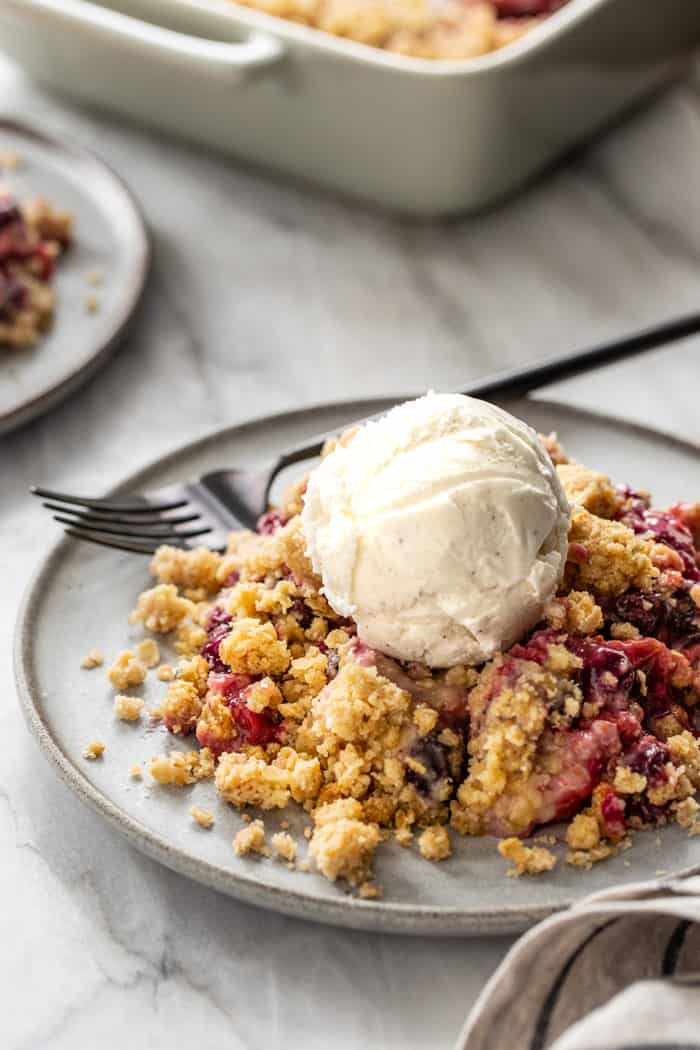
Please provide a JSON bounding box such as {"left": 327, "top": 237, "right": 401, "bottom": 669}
{"left": 2, "top": 51, "right": 700, "bottom": 1050}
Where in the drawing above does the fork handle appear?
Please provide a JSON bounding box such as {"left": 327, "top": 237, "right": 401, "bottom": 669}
{"left": 459, "top": 311, "right": 700, "bottom": 402}
{"left": 270, "top": 310, "right": 700, "bottom": 487}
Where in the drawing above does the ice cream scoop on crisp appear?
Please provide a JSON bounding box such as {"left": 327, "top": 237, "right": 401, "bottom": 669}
{"left": 301, "top": 392, "right": 570, "bottom": 668}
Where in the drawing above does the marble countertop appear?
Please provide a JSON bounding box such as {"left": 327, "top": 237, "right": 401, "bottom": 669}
{"left": 2, "top": 52, "right": 700, "bottom": 1050}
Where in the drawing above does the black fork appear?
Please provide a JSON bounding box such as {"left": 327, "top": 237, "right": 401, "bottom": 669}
{"left": 31, "top": 311, "right": 700, "bottom": 555}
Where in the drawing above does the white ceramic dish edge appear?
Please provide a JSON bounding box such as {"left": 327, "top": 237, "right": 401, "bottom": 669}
{"left": 2, "top": 0, "right": 699, "bottom": 215}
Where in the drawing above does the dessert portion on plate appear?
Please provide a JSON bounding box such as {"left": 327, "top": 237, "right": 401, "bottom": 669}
{"left": 0, "top": 189, "right": 73, "bottom": 349}
{"left": 234, "top": 0, "right": 569, "bottom": 60}
{"left": 111, "top": 394, "right": 700, "bottom": 894}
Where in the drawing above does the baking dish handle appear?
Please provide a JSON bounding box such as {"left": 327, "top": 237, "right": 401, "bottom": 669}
{"left": 4, "top": 0, "right": 284, "bottom": 79}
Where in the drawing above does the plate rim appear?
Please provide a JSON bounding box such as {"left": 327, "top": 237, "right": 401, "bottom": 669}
{"left": 0, "top": 116, "right": 150, "bottom": 436}
{"left": 13, "top": 394, "right": 700, "bottom": 936}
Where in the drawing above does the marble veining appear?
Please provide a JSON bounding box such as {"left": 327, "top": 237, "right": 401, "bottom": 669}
{"left": 1, "top": 53, "right": 700, "bottom": 1050}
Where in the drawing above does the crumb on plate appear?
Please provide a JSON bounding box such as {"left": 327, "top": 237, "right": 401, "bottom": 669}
{"left": 113, "top": 694, "right": 144, "bottom": 722}
{"left": 233, "top": 819, "right": 266, "bottom": 856}
{"left": 83, "top": 740, "right": 105, "bottom": 760}
{"left": 80, "top": 648, "right": 104, "bottom": 669}
{"left": 191, "top": 805, "right": 215, "bottom": 829}
{"left": 498, "top": 837, "right": 557, "bottom": 877}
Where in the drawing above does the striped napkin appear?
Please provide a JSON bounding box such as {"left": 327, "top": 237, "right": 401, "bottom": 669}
{"left": 457, "top": 877, "right": 700, "bottom": 1050}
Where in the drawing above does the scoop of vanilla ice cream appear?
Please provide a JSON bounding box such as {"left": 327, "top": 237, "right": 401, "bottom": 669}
{"left": 301, "top": 392, "right": 570, "bottom": 668}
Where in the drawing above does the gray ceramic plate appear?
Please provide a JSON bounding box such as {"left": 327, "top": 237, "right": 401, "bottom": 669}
{"left": 0, "top": 119, "right": 149, "bottom": 435}
{"left": 14, "top": 397, "right": 700, "bottom": 936}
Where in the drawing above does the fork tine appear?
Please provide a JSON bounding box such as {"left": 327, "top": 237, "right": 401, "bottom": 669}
{"left": 52, "top": 514, "right": 213, "bottom": 542}
{"left": 63, "top": 527, "right": 168, "bottom": 556}
{"left": 31, "top": 485, "right": 189, "bottom": 514}
{"left": 42, "top": 503, "right": 202, "bottom": 527}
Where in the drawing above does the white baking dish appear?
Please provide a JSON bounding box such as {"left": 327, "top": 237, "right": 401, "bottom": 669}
{"left": 1, "top": 0, "right": 699, "bottom": 216}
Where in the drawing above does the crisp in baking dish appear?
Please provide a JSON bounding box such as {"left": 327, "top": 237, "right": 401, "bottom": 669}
{"left": 1, "top": 0, "right": 699, "bottom": 215}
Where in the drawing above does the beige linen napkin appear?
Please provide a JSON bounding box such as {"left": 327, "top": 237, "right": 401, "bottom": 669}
{"left": 457, "top": 877, "right": 700, "bottom": 1050}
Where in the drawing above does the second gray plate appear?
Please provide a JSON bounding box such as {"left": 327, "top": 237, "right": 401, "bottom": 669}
{"left": 0, "top": 119, "right": 149, "bottom": 435}
{"left": 14, "top": 397, "right": 700, "bottom": 935}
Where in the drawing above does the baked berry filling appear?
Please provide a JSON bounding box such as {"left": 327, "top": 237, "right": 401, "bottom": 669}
{"left": 618, "top": 492, "right": 700, "bottom": 582}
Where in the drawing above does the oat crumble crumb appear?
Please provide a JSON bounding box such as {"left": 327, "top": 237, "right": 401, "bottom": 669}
{"left": 130, "top": 765, "right": 143, "bottom": 779}
{"left": 610, "top": 622, "right": 642, "bottom": 641}
{"left": 129, "top": 584, "right": 192, "bottom": 633}
{"left": 271, "top": 831, "right": 297, "bottom": 862}
{"left": 83, "top": 740, "right": 105, "bottom": 760}
{"left": 498, "top": 837, "right": 557, "bottom": 877}
{"left": 613, "top": 767, "right": 647, "bottom": 795}
{"left": 557, "top": 463, "right": 620, "bottom": 518}
{"left": 136, "top": 638, "right": 160, "bottom": 668}
{"left": 156, "top": 663, "right": 176, "bottom": 682}
{"left": 108, "top": 649, "right": 146, "bottom": 690}
{"left": 113, "top": 694, "right": 144, "bottom": 722}
{"left": 191, "top": 806, "right": 215, "bottom": 829}
{"left": 566, "top": 838, "right": 624, "bottom": 869}
{"left": 80, "top": 648, "right": 104, "bottom": 669}
{"left": 673, "top": 796, "right": 700, "bottom": 828}
{"left": 566, "top": 813, "right": 601, "bottom": 852}
{"left": 308, "top": 799, "right": 381, "bottom": 885}
{"left": 565, "top": 508, "right": 658, "bottom": 596}
{"left": 233, "top": 819, "right": 266, "bottom": 856}
{"left": 219, "top": 617, "right": 291, "bottom": 676}
{"left": 358, "top": 881, "right": 382, "bottom": 899}
{"left": 149, "top": 748, "right": 215, "bottom": 786}
{"left": 418, "top": 825, "right": 451, "bottom": 861}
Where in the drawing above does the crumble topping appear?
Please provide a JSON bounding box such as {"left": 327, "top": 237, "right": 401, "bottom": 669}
{"left": 215, "top": 749, "right": 322, "bottom": 809}
{"left": 233, "top": 819, "right": 267, "bottom": 856}
{"left": 136, "top": 638, "right": 160, "bottom": 668}
{"left": 80, "top": 649, "right": 104, "bottom": 669}
{"left": 566, "top": 839, "right": 622, "bottom": 870}
{"left": 497, "top": 837, "right": 557, "bottom": 877}
{"left": 418, "top": 825, "right": 451, "bottom": 861}
{"left": 190, "top": 806, "right": 215, "bottom": 828}
{"left": 270, "top": 831, "right": 297, "bottom": 862}
{"left": 159, "top": 679, "right": 205, "bottom": 734}
{"left": 149, "top": 748, "right": 215, "bottom": 786}
{"left": 613, "top": 767, "right": 647, "bottom": 795}
{"left": 130, "top": 765, "right": 143, "bottom": 779}
{"left": 566, "top": 812, "right": 601, "bottom": 852}
{"left": 673, "top": 797, "right": 700, "bottom": 829}
{"left": 113, "top": 694, "right": 143, "bottom": 721}
{"left": 557, "top": 463, "right": 620, "bottom": 519}
{"left": 219, "top": 618, "right": 291, "bottom": 676}
{"left": 108, "top": 650, "right": 147, "bottom": 690}
{"left": 308, "top": 799, "right": 381, "bottom": 885}
{"left": 129, "top": 584, "right": 193, "bottom": 633}
{"left": 83, "top": 740, "right": 105, "bottom": 760}
{"left": 544, "top": 590, "right": 603, "bottom": 636}
{"left": 234, "top": 0, "right": 568, "bottom": 61}
{"left": 100, "top": 436, "right": 700, "bottom": 896}
{"left": 150, "top": 545, "right": 221, "bottom": 600}
{"left": 565, "top": 509, "right": 658, "bottom": 596}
